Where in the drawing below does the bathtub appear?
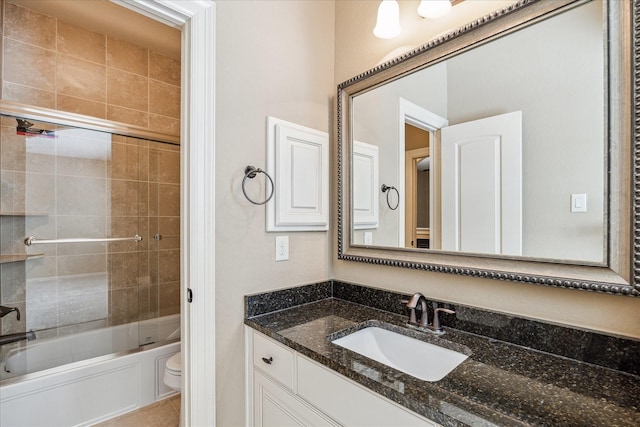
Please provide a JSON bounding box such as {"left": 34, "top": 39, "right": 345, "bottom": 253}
{"left": 0, "top": 315, "right": 180, "bottom": 427}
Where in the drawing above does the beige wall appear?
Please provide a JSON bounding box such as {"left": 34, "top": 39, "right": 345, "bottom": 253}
{"left": 333, "top": 0, "right": 640, "bottom": 339}
{"left": 214, "top": 1, "right": 334, "bottom": 425}
{"left": 1, "top": 1, "right": 180, "bottom": 136}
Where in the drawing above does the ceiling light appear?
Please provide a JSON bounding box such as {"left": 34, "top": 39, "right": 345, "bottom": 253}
{"left": 373, "top": 0, "right": 401, "bottom": 39}
{"left": 417, "top": 0, "right": 452, "bottom": 19}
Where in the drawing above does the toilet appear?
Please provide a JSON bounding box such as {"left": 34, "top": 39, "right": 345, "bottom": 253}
{"left": 163, "top": 352, "right": 182, "bottom": 391}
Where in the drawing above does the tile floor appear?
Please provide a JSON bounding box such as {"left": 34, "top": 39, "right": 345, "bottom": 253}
{"left": 92, "top": 394, "right": 180, "bottom": 427}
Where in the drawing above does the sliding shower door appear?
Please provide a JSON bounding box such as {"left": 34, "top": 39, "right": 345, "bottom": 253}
{"left": 0, "top": 115, "right": 180, "bottom": 378}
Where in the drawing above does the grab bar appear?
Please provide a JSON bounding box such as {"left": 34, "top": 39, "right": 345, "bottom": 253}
{"left": 24, "top": 235, "right": 143, "bottom": 246}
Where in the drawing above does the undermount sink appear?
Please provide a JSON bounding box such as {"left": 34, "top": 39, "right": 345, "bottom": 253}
{"left": 331, "top": 326, "right": 468, "bottom": 382}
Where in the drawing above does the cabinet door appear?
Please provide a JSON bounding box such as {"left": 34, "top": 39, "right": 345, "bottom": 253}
{"left": 254, "top": 371, "right": 340, "bottom": 427}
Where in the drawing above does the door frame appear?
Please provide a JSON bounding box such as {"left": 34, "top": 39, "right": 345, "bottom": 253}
{"left": 114, "top": 1, "right": 217, "bottom": 425}
{"left": 405, "top": 147, "right": 430, "bottom": 248}
{"left": 398, "top": 98, "right": 448, "bottom": 249}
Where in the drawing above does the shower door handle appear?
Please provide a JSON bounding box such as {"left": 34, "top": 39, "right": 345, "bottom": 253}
{"left": 24, "top": 235, "right": 143, "bottom": 246}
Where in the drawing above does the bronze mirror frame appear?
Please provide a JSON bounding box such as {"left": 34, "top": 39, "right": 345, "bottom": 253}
{"left": 337, "top": 0, "right": 639, "bottom": 297}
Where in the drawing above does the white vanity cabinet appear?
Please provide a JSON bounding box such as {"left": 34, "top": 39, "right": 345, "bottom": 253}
{"left": 246, "top": 328, "right": 441, "bottom": 427}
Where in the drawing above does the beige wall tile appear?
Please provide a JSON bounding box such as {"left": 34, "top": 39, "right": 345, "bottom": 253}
{"left": 57, "top": 155, "right": 106, "bottom": 178}
{"left": 149, "top": 81, "right": 179, "bottom": 118}
{"left": 149, "top": 249, "right": 158, "bottom": 285}
{"left": 1, "top": 170, "right": 25, "bottom": 212}
{"left": 158, "top": 217, "right": 180, "bottom": 237}
{"left": 57, "top": 253, "right": 107, "bottom": 276}
{"left": 149, "top": 148, "right": 180, "bottom": 184}
{"left": 56, "top": 215, "right": 107, "bottom": 256}
{"left": 56, "top": 175, "right": 106, "bottom": 216}
{"left": 158, "top": 281, "right": 180, "bottom": 316}
{"left": 4, "top": 2, "right": 55, "bottom": 49}
{"left": 149, "top": 52, "right": 180, "bottom": 86}
{"left": 108, "top": 216, "right": 141, "bottom": 253}
{"left": 107, "top": 37, "right": 148, "bottom": 76}
{"left": 1, "top": 262, "right": 26, "bottom": 303}
{"left": 137, "top": 180, "right": 149, "bottom": 216}
{"left": 158, "top": 249, "right": 179, "bottom": 283}
{"left": 57, "top": 54, "right": 106, "bottom": 102}
{"left": 148, "top": 182, "right": 159, "bottom": 216}
{"left": 57, "top": 21, "right": 106, "bottom": 65}
{"left": 136, "top": 216, "right": 150, "bottom": 251}
{"left": 106, "top": 105, "right": 149, "bottom": 128}
{"left": 148, "top": 114, "right": 179, "bottom": 137}
{"left": 2, "top": 82, "right": 55, "bottom": 109}
{"left": 108, "top": 252, "right": 139, "bottom": 289}
{"left": 109, "top": 287, "right": 138, "bottom": 325}
{"left": 110, "top": 142, "right": 141, "bottom": 180}
{"left": 158, "top": 183, "right": 179, "bottom": 216}
{"left": 4, "top": 39, "right": 55, "bottom": 91}
{"left": 107, "top": 68, "right": 148, "bottom": 110}
{"left": 138, "top": 284, "right": 151, "bottom": 320}
{"left": 136, "top": 138, "right": 150, "bottom": 181}
{"left": 0, "top": 215, "right": 24, "bottom": 254}
{"left": 57, "top": 94, "right": 106, "bottom": 119}
{"left": 110, "top": 179, "right": 141, "bottom": 217}
{"left": 1, "top": 125, "right": 26, "bottom": 171}
{"left": 25, "top": 172, "right": 55, "bottom": 214}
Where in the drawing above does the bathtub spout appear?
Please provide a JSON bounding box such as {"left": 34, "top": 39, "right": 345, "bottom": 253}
{"left": 0, "top": 305, "right": 20, "bottom": 321}
{"left": 0, "top": 330, "right": 35, "bottom": 346}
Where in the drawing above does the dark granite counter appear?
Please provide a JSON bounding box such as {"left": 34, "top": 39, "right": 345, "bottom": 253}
{"left": 244, "top": 281, "right": 640, "bottom": 427}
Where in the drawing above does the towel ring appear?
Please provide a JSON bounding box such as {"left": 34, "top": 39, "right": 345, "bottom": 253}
{"left": 242, "top": 166, "right": 274, "bottom": 205}
{"left": 381, "top": 184, "right": 400, "bottom": 210}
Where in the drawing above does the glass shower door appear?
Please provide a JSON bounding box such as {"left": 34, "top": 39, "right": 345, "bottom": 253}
{"left": 0, "top": 115, "right": 180, "bottom": 379}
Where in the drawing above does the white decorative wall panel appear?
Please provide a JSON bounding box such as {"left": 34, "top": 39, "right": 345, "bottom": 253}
{"left": 266, "top": 117, "right": 329, "bottom": 231}
{"left": 353, "top": 141, "right": 379, "bottom": 229}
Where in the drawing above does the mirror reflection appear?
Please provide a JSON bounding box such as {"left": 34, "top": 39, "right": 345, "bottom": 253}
{"left": 351, "top": 0, "right": 605, "bottom": 265}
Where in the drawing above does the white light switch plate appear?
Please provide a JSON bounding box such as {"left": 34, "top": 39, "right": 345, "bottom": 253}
{"left": 571, "top": 194, "right": 587, "bottom": 213}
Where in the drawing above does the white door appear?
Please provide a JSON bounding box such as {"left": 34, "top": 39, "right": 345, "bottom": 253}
{"left": 440, "top": 111, "right": 522, "bottom": 255}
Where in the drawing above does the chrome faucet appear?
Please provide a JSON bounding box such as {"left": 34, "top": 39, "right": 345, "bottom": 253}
{"left": 403, "top": 293, "right": 429, "bottom": 328}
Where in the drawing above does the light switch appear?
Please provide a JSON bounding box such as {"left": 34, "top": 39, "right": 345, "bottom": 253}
{"left": 571, "top": 194, "right": 587, "bottom": 213}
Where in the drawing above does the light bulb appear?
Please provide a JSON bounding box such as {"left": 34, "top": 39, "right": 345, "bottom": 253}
{"left": 417, "top": 0, "right": 452, "bottom": 19}
{"left": 373, "top": 0, "right": 401, "bottom": 39}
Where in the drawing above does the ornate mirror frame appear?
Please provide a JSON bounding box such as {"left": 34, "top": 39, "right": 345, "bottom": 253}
{"left": 337, "top": 0, "right": 639, "bottom": 297}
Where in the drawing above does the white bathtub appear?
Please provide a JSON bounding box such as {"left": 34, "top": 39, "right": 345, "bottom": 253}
{"left": 0, "top": 315, "right": 180, "bottom": 427}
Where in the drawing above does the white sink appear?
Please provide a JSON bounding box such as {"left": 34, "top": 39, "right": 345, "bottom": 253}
{"left": 332, "top": 326, "right": 468, "bottom": 382}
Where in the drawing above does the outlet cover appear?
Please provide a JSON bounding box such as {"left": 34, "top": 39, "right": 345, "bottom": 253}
{"left": 276, "top": 236, "right": 289, "bottom": 261}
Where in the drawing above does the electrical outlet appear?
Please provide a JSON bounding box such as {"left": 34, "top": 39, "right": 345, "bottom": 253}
{"left": 275, "top": 236, "right": 289, "bottom": 261}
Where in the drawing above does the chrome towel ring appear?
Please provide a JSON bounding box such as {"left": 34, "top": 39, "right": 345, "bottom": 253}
{"left": 381, "top": 184, "right": 399, "bottom": 210}
{"left": 242, "top": 165, "right": 275, "bottom": 205}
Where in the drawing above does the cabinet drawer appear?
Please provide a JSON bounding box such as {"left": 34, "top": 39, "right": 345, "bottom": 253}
{"left": 297, "top": 356, "right": 439, "bottom": 427}
{"left": 252, "top": 331, "right": 295, "bottom": 390}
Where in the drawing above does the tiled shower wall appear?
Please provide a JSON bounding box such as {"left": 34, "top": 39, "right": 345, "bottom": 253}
{"left": 0, "top": 1, "right": 181, "bottom": 338}
{"left": 1, "top": 1, "right": 181, "bottom": 136}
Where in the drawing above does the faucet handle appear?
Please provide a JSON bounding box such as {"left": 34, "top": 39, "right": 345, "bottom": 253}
{"left": 430, "top": 303, "right": 455, "bottom": 334}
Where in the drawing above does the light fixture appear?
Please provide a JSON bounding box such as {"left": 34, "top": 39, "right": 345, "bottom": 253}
{"left": 417, "top": 0, "right": 452, "bottom": 19}
{"left": 373, "top": 0, "right": 401, "bottom": 39}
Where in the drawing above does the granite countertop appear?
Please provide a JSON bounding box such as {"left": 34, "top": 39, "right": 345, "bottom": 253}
{"left": 245, "top": 285, "right": 640, "bottom": 427}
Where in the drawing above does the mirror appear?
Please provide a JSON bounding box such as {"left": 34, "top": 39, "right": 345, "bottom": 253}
{"left": 338, "top": 0, "right": 639, "bottom": 296}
